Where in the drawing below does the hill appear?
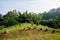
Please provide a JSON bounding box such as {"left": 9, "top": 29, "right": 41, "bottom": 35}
{"left": 43, "top": 8, "right": 60, "bottom": 19}
{"left": 0, "top": 23, "right": 60, "bottom": 40}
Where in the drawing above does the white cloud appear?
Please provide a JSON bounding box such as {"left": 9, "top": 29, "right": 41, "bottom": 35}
{"left": 0, "top": 0, "right": 60, "bottom": 14}
{"left": 25, "top": 0, "right": 60, "bottom": 13}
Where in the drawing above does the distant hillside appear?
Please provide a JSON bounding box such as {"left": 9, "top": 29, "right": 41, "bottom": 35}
{"left": 43, "top": 8, "right": 60, "bottom": 19}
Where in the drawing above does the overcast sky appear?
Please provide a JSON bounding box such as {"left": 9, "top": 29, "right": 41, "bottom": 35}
{"left": 0, "top": 0, "right": 60, "bottom": 15}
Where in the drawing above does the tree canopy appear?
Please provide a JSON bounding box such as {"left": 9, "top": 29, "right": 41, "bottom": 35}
{"left": 0, "top": 7, "right": 60, "bottom": 29}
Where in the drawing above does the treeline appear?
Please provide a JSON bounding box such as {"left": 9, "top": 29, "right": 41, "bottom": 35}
{"left": 0, "top": 10, "right": 42, "bottom": 27}
{"left": 42, "top": 8, "right": 60, "bottom": 29}
{"left": 0, "top": 8, "right": 60, "bottom": 29}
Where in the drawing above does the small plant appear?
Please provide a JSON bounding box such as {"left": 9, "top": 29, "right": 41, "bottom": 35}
{"left": 44, "top": 29, "right": 48, "bottom": 32}
{"left": 27, "top": 27, "right": 31, "bottom": 30}
{"left": 52, "top": 29, "right": 56, "bottom": 33}
{"left": 4, "top": 31, "right": 7, "bottom": 34}
{"left": 1, "top": 31, "right": 7, "bottom": 35}
{"left": 38, "top": 28, "right": 42, "bottom": 31}
{"left": 18, "top": 29, "right": 23, "bottom": 31}
{"left": 33, "top": 27, "right": 36, "bottom": 30}
{"left": 23, "top": 28, "right": 25, "bottom": 30}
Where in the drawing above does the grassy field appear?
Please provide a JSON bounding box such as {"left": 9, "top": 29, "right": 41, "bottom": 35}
{"left": 0, "top": 23, "right": 60, "bottom": 40}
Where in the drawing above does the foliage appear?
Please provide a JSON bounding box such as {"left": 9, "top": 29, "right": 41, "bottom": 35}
{"left": 0, "top": 7, "right": 60, "bottom": 29}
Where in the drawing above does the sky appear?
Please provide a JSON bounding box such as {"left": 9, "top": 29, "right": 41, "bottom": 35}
{"left": 0, "top": 0, "right": 60, "bottom": 15}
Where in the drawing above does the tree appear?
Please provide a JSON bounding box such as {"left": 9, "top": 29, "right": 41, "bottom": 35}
{"left": 0, "top": 14, "right": 4, "bottom": 26}
{"left": 2, "top": 10, "right": 19, "bottom": 27}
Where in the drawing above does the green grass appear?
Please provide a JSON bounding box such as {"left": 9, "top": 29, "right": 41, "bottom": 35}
{"left": 0, "top": 23, "right": 60, "bottom": 40}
